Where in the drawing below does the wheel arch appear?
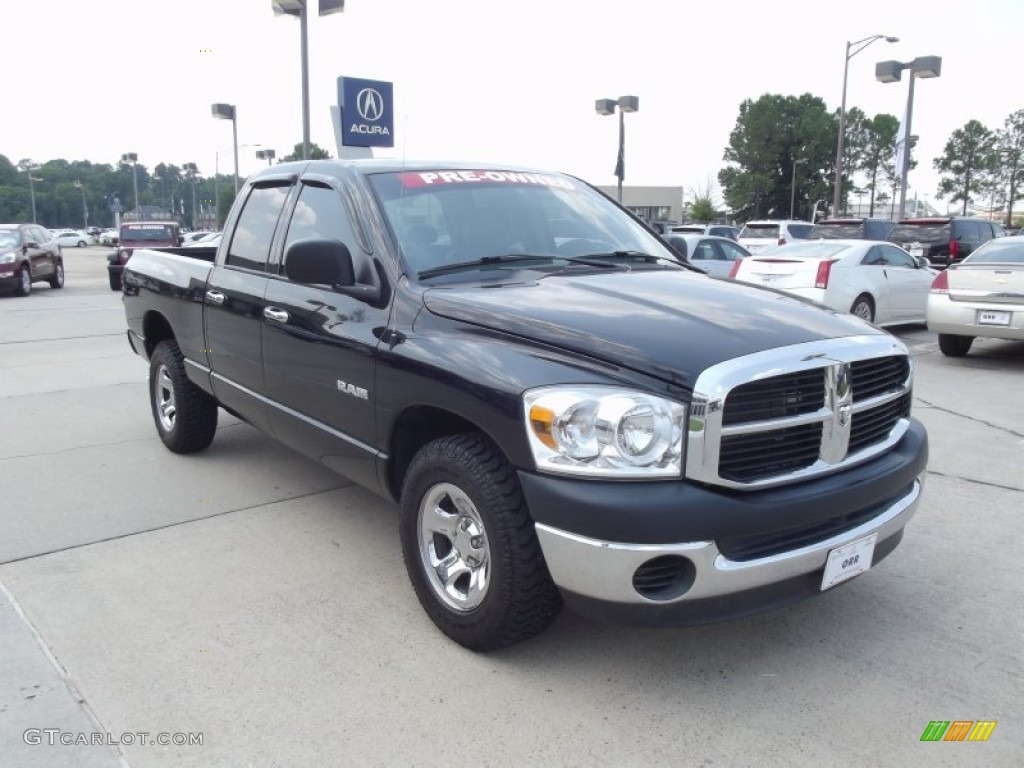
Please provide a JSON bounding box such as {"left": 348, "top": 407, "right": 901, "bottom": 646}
{"left": 142, "top": 310, "right": 176, "bottom": 358}
{"left": 385, "top": 405, "right": 514, "bottom": 503}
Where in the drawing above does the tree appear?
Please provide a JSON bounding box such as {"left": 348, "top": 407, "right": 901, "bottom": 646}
{"left": 995, "top": 109, "right": 1024, "bottom": 227}
{"left": 281, "top": 142, "right": 332, "bottom": 162}
{"left": 934, "top": 119, "right": 998, "bottom": 216}
{"left": 687, "top": 177, "right": 719, "bottom": 223}
{"left": 840, "top": 106, "right": 870, "bottom": 213}
{"left": 719, "top": 93, "right": 837, "bottom": 222}
{"left": 858, "top": 113, "right": 899, "bottom": 217}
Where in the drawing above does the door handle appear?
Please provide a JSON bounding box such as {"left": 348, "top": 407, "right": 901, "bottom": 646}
{"left": 206, "top": 290, "right": 226, "bottom": 305}
{"left": 263, "top": 307, "right": 289, "bottom": 323}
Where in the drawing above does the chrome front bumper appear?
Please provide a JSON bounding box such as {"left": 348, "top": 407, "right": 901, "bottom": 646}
{"left": 535, "top": 475, "right": 923, "bottom": 608}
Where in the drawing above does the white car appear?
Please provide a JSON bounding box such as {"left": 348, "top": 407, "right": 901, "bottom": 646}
{"left": 730, "top": 239, "right": 936, "bottom": 327}
{"left": 927, "top": 235, "right": 1024, "bottom": 357}
{"left": 99, "top": 229, "right": 119, "bottom": 246}
{"left": 54, "top": 230, "right": 92, "bottom": 248}
{"left": 737, "top": 219, "right": 814, "bottom": 254}
{"left": 662, "top": 233, "right": 751, "bottom": 278}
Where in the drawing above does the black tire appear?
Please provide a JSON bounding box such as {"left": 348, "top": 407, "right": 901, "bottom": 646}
{"left": 14, "top": 265, "right": 31, "bottom": 297}
{"left": 149, "top": 340, "right": 218, "bottom": 453}
{"left": 77, "top": 240, "right": 86, "bottom": 248}
{"left": 938, "top": 333, "right": 974, "bottom": 357}
{"left": 49, "top": 260, "right": 64, "bottom": 289}
{"left": 400, "top": 434, "right": 562, "bottom": 650}
{"left": 109, "top": 271, "right": 122, "bottom": 291}
{"left": 850, "top": 294, "right": 875, "bottom": 323}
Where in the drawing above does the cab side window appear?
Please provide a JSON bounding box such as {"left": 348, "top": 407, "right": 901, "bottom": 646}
{"left": 282, "top": 183, "right": 374, "bottom": 283}
{"left": 225, "top": 184, "right": 291, "bottom": 271}
{"left": 880, "top": 245, "right": 915, "bottom": 268}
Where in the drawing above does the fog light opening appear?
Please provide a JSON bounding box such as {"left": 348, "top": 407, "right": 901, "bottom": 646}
{"left": 632, "top": 555, "right": 696, "bottom": 601}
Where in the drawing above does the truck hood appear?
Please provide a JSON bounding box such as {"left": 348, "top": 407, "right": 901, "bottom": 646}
{"left": 422, "top": 270, "right": 883, "bottom": 392}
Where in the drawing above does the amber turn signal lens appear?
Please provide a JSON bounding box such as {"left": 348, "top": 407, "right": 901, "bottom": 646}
{"left": 529, "top": 405, "right": 557, "bottom": 450}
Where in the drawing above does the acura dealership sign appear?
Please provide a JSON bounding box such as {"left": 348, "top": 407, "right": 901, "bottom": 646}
{"left": 338, "top": 77, "right": 394, "bottom": 148}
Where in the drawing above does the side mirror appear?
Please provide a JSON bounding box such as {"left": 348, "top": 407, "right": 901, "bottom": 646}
{"left": 285, "top": 238, "right": 355, "bottom": 285}
{"left": 284, "top": 238, "right": 382, "bottom": 303}
{"left": 915, "top": 255, "right": 931, "bottom": 268}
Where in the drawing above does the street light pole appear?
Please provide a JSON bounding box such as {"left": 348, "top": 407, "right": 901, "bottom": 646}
{"left": 27, "top": 172, "right": 39, "bottom": 224}
{"left": 595, "top": 95, "right": 639, "bottom": 203}
{"left": 876, "top": 56, "right": 942, "bottom": 220}
{"left": 833, "top": 34, "right": 898, "bottom": 216}
{"left": 183, "top": 163, "right": 199, "bottom": 230}
{"left": 790, "top": 158, "right": 804, "bottom": 219}
{"left": 211, "top": 103, "right": 239, "bottom": 194}
{"left": 73, "top": 180, "right": 89, "bottom": 229}
{"left": 272, "top": 2, "right": 346, "bottom": 162}
{"left": 121, "top": 153, "right": 139, "bottom": 215}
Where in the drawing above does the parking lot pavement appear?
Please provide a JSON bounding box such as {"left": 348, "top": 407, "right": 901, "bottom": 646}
{"left": 0, "top": 255, "right": 1021, "bottom": 766}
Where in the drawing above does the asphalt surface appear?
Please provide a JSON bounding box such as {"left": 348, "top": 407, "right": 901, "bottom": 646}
{"left": 0, "top": 247, "right": 1021, "bottom": 767}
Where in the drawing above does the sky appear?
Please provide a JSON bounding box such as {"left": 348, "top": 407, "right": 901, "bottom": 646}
{"left": 6, "top": 0, "right": 1023, "bottom": 211}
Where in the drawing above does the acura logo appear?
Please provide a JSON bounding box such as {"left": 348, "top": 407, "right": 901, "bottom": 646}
{"left": 356, "top": 88, "right": 384, "bottom": 122}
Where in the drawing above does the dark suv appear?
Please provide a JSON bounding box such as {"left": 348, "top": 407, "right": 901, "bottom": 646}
{"left": 808, "top": 218, "right": 895, "bottom": 241}
{"left": 108, "top": 221, "right": 183, "bottom": 290}
{"left": 886, "top": 217, "right": 1005, "bottom": 267}
{"left": 0, "top": 223, "right": 64, "bottom": 296}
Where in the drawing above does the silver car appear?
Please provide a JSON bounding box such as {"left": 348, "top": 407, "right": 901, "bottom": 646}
{"left": 662, "top": 234, "right": 751, "bottom": 278}
{"left": 927, "top": 235, "right": 1024, "bottom": 357}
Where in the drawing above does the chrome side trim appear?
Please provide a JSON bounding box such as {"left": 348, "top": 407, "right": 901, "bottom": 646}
{"left": 686, "top": 334, "right": 911, "bottom": 490}
{"left": 211, "top": 372, "right": 387, "bottom": 459}
{"left": 535, "top": 477, "right": 922, "bottom": 605}
{"left": 184, "top": 358, "right": 211, "bottom": 375}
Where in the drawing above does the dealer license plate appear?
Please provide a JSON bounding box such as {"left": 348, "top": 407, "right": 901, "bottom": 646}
{"left": 821, "top": 533, "right": 877, "bottom": 590}
{"left": 978, "top": 309, "right": 1011, "bottom": 326}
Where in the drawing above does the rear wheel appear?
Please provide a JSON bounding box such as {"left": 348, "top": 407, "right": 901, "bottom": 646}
{"left": 399, "top": 434, "right": 562, "bottom": 651}
{"left": 48, "top": 260, "right": 64, "bottom": 289}
{"left": 851, "top": 294, "right": 875, "bottom": 323}
{"left": 938, "top": 333, "right": 974, "bottom": 357}
{"left": 14, "top": 265, "right": 31, "bottom": 296}
{"left": 149, "top": 340, "right": 218, "bottom": 453}
{"left": 77, "top": 240, "right": 87, "bottom": 248}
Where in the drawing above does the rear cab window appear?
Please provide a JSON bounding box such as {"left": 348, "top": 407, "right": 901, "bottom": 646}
{"left": 226, "top": 184, "right": 291, "bottom": 271}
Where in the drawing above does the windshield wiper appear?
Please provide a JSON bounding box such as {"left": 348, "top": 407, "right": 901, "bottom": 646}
{"left": 577, "top": 250, "right": 688, "bottom": 266}
{"left": 417, "top": 254, "right": 618, "bottom": 280}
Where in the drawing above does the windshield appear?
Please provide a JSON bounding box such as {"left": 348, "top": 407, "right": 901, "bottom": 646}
{"left": 0, "top": 231, "right": 21, "bottom": 248}
{"left": 965, "top": 240, "right": 1024, "bottom": 264}
{"left": 120, "top": 224, "right": 177, "bottom": 241}
{"left": 739, "top": 224, "right": 780, "bottom": 239}
{"left": 367, "top": 169, "right": 674, "bottom": 278}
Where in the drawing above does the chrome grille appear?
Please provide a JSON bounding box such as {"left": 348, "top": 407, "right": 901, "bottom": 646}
{"left": 686, "top": 335, "right": 913, "bottom": 490}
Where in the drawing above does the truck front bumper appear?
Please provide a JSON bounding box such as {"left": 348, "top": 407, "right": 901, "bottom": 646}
{"left": 519, "top": 418, "right": 928, "bottom": 626}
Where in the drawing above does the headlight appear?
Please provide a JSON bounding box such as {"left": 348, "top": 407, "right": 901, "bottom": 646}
{"left": 524, "top": 386, "right": 686, "bottom": 479}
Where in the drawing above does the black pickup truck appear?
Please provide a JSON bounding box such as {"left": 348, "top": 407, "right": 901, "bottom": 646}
{"left": 121, "top": 160, "right": 928, "bottom": 650}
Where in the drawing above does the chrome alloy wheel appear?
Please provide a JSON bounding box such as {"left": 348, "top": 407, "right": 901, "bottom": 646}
{"left": 154, "top": 364, "right": 177, "bottom": 432}
{"left": 418, "top": 483, "right": 491, "bottom": 612}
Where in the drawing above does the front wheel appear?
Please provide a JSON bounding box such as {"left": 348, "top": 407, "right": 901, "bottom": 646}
{"left": 14, "top": 265, "right": 31, "bottom": 296}
{"left": 938, "top": 333, "right": 974, "bottom": 357}
{"left": 400, "top": 434, "right": 562, "bottom": 651}
{"left": 149, "top": 340, "right": 218, "bottom": 453}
